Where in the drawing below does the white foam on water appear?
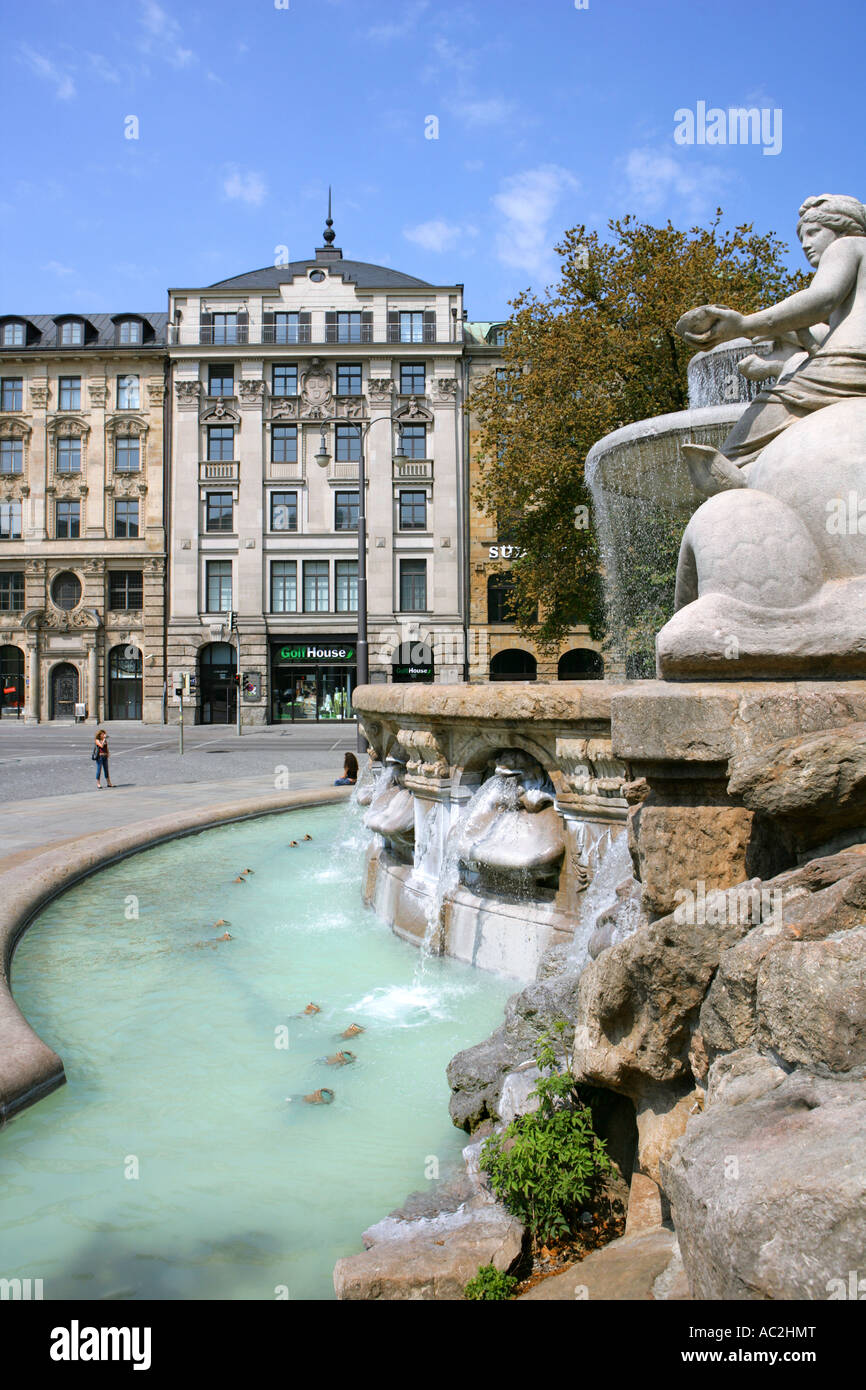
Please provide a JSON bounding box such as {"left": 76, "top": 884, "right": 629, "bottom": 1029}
{"left": 352, "top": 981, "right": 454, "bottom": 1026}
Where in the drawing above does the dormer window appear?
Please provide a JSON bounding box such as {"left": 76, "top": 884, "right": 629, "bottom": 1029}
{"left": 60, "top": 320, "right": 84, "bottom": 346}
{"left": 118, "top": 319, "right": 142, "bottom": 344}
{"left": 489, "top": 326, "right": 507, "bottom": 346}
{"left": 2, "top": 322, "right": 26, "bottom": 347}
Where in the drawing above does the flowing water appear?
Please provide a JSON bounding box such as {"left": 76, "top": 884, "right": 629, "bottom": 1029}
{"left": 0, "top": 802, "right": 513, "bottom": 1301}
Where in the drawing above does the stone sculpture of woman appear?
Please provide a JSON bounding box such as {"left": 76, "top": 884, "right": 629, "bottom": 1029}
{"left": 676, "top": 193, "right": 866, "bottom": 494}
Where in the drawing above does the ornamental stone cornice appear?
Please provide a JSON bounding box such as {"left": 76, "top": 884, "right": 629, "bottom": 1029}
{"left": 47, "top": 415, "right": 90, "bottom": 439}
{"left": 200, "top": 396, "right": 241, "bottom": 425}
{"left": 0, "top": 417, "right": 32, "bottom": 440}
{"left": 105, "top": 414, "right": 149, "bottom": 437}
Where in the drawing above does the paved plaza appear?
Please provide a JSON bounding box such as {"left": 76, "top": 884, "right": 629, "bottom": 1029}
{"left": 0, "top": 720, "right": 359, "bottom": 869}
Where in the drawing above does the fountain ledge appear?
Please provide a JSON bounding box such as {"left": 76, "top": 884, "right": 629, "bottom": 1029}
{"left": 0, "top": 786, "right": 351, "bottom": 1125}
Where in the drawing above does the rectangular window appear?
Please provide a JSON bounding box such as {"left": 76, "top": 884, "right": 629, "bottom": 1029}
{"left": 335, "top": 559, "right": 358, "bottom": 613}
{"left": 399, "top": 312, "right": 424, "bottom": 343}
{"left": 208, "top": 365, "right": 234, "bottom": 397}
{"left": 400, "top": 558, "right": 427, "bottom": 612}
{"left": 335, "top": 313, "right": 363, "bottom": 344}
{"left": 272, "top": 364, "right": 298, "bottom": 396}
{"left": 271, "top": 425, "right": 298, "bottom": 463}
{"left": 208, "top": 425, "right": 234, "bottom": 461}
{"left": 206, "top": 560, "right": 232, "bottom": 612}
{"left": 270, "top": 560, "right": 297, "bottom": 613}
{"left": 212, "top": 313, "right": 238, "bottom": 345}
{"left": 55, "top": 499, "right": 79, "bottom": 539}
{"left": 116, "top": 374, "right": 140, "bottom": 409}
{"left": 0, "top": 571, "right": 25, "bottom": 610}
{"left": 114, "top": 498, "right": 140, "bottom": 538}
{"left": 270, "top": 491, "right": 298, "bottom": 531}
{"left": 0, "top": 440, "right": 23, "bottom": 474}
{"left": 206, "top": 492, "right": 234, "bottom": 532}
{"left": 1, "top": 378, "right": 23, "bottom": 411}
{"left": 59, "top": 376, "right": 81, "bottom": 410}
{"left": 400, "top": 363, "right": 425, "bottom": 395}
{"left": 334, "top": 490, "right": 359, "bottom": 531}
{"left": 57, "top": 437, "right": 81, "bottom": 473}
{"left": 0, "top": 502, "right": 23, "bottom": 539}
{"left": 2, "top": 323, "right": 25, "bottom": 347}
{"left": 108, "top": 570, "right": 144, "bottom": 610}
{"left": 336, "top": 363, "right": 362, "bottom": 396}
{"left": 118, "top": 320, "right": 141, "bottom": 344}
{"left": 399, "top": 490, "right": 427, "bottom": 530}
{"left": 60, "top": 321, "right": 83, "bottom": 346}
{"left": 272, "top": 313, "right": 301, "bottom": 345}
{"left": 401, "top": 424, "right": 426, "bottom": 459}
{"left": 115, "top": 436, "right": 141, "bottom": 472}
{"left": 335, "top": 424, "right": 361, "bottom": 462}
{"left": 303, "top": 560, "right": 329, "bottom": 612}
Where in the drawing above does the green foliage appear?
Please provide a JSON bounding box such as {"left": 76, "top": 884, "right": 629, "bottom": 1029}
{"left": 479, "top": 1022, "right": 612, "bottom": 1246}
{"left": 463, "top": 1264, "right": 519, "bottom": 1301}
{"left": 468, "top": 211, "right": 809, "bottom": 659}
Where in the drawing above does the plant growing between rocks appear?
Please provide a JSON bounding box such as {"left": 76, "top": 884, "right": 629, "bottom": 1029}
{"left": 463, "top": 1265, "right": 519, "bottom": 1301}
{"left": 479, "top": 1022, "right": 613, "bottom": 1247}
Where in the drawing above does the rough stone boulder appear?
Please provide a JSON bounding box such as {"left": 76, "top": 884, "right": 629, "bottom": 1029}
{"left": 699, "top": 847, "right": 866, "bottom": 1068}
{"left": 662, "top": 1053, "right": 866, "bottom": 1300}
{"left": 728, "top": 722, "right": 866, "bottom": 848}
{"left": 333, "top": 1198, "right": 525, "bottom": 1300}
{"left": 447, "top": 965, "right": 583, "bottom": 1131}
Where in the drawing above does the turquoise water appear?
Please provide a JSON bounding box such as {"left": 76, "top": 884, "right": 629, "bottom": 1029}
{"left": 0, "top": 802, "right": 513, "bottom": 1300}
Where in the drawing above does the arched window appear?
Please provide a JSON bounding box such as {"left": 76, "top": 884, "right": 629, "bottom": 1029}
{"left": 557, "top": 648, "right": 604, "bottom": 681}
{"left": 489, "top": 649, "right": 537, "bottom": 682}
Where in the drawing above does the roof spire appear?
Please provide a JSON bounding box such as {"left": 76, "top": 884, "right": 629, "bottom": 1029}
{"left": 323, "top": 187, "right": 336, "bottom": 246}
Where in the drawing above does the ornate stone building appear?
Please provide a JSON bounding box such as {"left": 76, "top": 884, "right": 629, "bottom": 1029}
{"left": 0, "top": 312, "right": 167, "bottom": 722}
{"left": 166, "top": 221, "right": 467, "bottom": 724}
{"left": 463, "top": 320, "right": 605, "bottom": 682}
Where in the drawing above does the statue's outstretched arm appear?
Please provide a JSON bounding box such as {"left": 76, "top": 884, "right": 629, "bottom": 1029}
{"left": 741, "top": 239, "right": 859, "bottom": 339}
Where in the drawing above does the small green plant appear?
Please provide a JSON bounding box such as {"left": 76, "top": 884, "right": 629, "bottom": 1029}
{"left": 480, "top": 1021, "right": 612, "bottom": 1246}
{"left": 464, "top": 1264, "right": 519, "bottom": 1300}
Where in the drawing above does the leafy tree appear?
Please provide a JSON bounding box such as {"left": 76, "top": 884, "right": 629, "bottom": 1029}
{"left": 469, "top": 213, "right": 809, "bottom": 661}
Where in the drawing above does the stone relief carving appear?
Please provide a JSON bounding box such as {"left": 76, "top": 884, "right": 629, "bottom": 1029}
{"left": 555, "top": 737, "right": 628, "bottom": 798}
{"left": 175, "top": 381, "right": 202, "bottom": 409}
{"left": 146, "top": 380, "right": 165, "bottom": 405}
{"left": 394, "top": 395, "right": 433, "bottom": 424}
{"left": 397, "top": 727, "right": 450, "bottom": 779}
{"left": 88, "top": 380, "right": 108, "bottom": 408}
{"left": 238, "top": 380, "right": 265, "bottom": 405}
{"left": 105, "top": 414, "right": 148, "bottom": 437}
{"left": 333, "top": 395, "right": 366, "bottom": 419}
{"left": 200, "top": 397, "right": 240, "bottom": 424}
{"left": 300, "top": 359, "right": 333, "bottom": 419}
{"left": 29, "top": 381, "right": 49, "bottom": 408}
{"left": 434, "top": 377, "right": 458, "bottom": 398}
{"left": 270, "top": 397, "right": 298, "bottom": 420}
{"left": 367, "top": 378, "right": 393, "bottom": 403}
{"left": 0, "top": 417, "right": 32, "bottom": 440}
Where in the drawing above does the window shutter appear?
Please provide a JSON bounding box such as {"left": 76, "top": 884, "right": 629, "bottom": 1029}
{"left": 423, "top": 310, "right": 436, "bottom": 342}
{"left": 237, "top": 307, "right": 249, "bottom": 342}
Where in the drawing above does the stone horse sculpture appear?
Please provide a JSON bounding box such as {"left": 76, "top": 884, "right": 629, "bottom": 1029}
{"left": 657, "top": 193, "right": 866, "bottom": 677}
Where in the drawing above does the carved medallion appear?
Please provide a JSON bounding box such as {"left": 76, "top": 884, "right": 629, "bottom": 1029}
{"left": 300, "top": 359, "right": 333, "bottom": 419}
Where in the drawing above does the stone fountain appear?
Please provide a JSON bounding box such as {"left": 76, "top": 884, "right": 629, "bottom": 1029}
{"left": 338, "top": 193, "right": 866, "bottom": 1301}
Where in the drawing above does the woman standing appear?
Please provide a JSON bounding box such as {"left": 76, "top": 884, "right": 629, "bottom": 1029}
{"left": 93, "top": 728, "right": 113, "bottom": 788}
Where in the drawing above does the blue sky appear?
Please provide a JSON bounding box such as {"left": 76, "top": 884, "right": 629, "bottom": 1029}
{"left": 3, "top": 0, "right": 864, "bottom": 317}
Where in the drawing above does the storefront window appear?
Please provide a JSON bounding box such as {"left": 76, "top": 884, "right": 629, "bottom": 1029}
{"left": 270, "top": 639, "right": 356, "bottom": 723}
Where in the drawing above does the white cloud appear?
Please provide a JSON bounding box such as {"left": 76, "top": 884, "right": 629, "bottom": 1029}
{"left": 622, "top": 146, "right": 732, "bottom": 217}
{"left": 448, "top": 97, "right": 513, "bottom": 127}
{"left": 493, "top": 165, "right": 579, "bottom": 279}
{"left": 368, "top": 0, "right": 430, "bottom": 41}
{"left": 18, "top": 44, "right": 75, "bottom": 100}
{"left": 87, "top": 52, "right": 121, "bottom": 84}
{"left": 43, "top": 260, "right": 75, "bottom": 276}
{"left": 138, "top": 1, "right": 195, "bottom": 68}
{"left": 223, "top": 166, "right": 267, "bottom": 207}
{"left": 404, "top": 220, "right": 478, "bottom": 253}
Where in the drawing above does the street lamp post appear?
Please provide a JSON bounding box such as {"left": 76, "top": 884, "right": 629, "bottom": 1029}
{"left": 314, "top": 414, "right": 404, "bottom": 738}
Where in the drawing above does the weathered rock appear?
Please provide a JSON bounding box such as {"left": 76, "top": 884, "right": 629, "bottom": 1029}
{"left": 756, "top": 926, "right": 866, "bottom": 1070}
{"left": 333, "top": 1198, "right": 525, "bottom": 1300}
{"left": 662, "top": 1059, "right": 866, "bottom": 1300}
{"left": 728, "top": 722, "right": 866, "bottom": 846}
{"left": 628, "top": 794, "right": 759, "bottom": 919}
{"left": 447, "top": 970, "right": 583, "bottom": 1131}
{"left": 700, "top": 848, "right": 866, "bottom": 1064}
{"left": 517, "top": 1226, "right": 684, "bottom": 1301}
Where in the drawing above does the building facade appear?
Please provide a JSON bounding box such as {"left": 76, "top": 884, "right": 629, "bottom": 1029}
{"left": 0, "top": 312, "right": 167, "bottom": 723}
{"left": 463, "top": 321, "right": 605, "bottom": 683}
{"left": 165, "top": 228, "right": 467, "bottom": 724}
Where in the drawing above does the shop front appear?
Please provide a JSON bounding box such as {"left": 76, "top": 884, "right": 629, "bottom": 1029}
{"left": 270, "top": 637, "right": 357, "bottom": 722}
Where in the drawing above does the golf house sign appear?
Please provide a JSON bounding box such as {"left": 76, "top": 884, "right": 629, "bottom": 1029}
{"left": 279, "top": 644, "right": 356, "bottom": 663}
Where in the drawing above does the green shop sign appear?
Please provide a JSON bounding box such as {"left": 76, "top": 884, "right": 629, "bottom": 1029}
{"left": 279, "top": 645, "right": 356, "bottom": 663}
